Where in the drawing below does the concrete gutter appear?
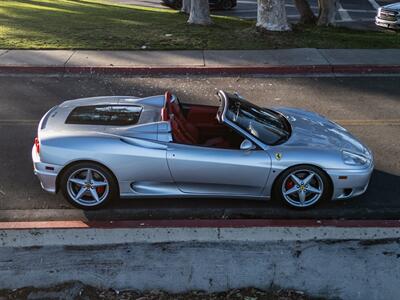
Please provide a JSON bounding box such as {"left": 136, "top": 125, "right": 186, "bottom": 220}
{"left": 1, "top": 219, "right": 400, "bottom": 300}
{"left": 0, "top": 49, "right": 399, "bottom": 75}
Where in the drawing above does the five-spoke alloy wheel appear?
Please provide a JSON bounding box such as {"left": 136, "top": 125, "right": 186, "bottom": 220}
{"left": 275, "top": 165, "right": 331, "bottom": 209}
{"left": 60, "top": 162, "right": 118, "bottom": 209}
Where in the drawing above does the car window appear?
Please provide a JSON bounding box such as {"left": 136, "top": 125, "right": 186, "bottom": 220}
{"left": 66, "top": 105, "right": 142, "bottom": 126}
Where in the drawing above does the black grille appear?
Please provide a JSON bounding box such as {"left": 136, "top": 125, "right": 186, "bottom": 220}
{"left": 379, "top": 9, "right": 398, "bottom": 21}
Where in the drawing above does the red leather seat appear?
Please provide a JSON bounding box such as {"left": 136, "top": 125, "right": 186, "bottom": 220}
{"left": 170, "top": 116, "right": 195, "bottom": 144}
{"left": 170, "top": 101, "right": 201, "bottom": 141}
{"left": 166, "top": 91, "right": 230, "bottom": 148}
{"left": 171, "top": 115, "right": 230, "bottom": 148}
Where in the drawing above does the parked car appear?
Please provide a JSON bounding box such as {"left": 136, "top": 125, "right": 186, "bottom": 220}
{"left": 375, "top": 2, "right": 400, "bottom": 29}
{"left": 162, "top": 0, "right": 237, "bottom": 10}
{"left": 32, "top": 91, "right": 373, "bottom": 209}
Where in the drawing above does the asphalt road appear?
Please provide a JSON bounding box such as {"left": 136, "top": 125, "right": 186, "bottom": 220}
{"left": 0, "top": 74, "right": 399, "bottom": 221}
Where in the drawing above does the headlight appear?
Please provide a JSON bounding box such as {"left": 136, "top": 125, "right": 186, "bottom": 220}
{"left": 342, "top": 150, "right": 370, "bottom": 166}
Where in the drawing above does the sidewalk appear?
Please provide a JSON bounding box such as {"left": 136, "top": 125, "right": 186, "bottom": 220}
{"left": 0, "top": 48, "right": 399, "bottom": 75}
{"left": 1, "top": 219, "right": 400, "bottom": 299}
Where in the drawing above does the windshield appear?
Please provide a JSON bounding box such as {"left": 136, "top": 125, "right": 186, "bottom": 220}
{"left": 225, "top": 96, "right": 290, "bottom": 145}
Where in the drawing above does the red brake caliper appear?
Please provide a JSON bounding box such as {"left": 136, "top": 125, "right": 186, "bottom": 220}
{"left": 96, "top": 186, "right": 105, "bottom": 195}
{"left": 286, "top": 179, "right": 294, "bottom": 190}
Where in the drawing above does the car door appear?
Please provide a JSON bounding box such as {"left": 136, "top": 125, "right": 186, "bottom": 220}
{"left": 166, "top": 143, "right": 271, "bottom": 196}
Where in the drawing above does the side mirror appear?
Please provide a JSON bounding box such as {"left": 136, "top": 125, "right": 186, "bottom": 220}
{"left": 240, "top": 139, "right": 256, "bottom": 151}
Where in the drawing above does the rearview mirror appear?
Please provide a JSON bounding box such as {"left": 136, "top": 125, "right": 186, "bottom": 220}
{"left": 240, "top": 139, "right": 256, "bottom": 151}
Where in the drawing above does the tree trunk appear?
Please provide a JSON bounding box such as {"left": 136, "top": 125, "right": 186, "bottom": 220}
{"left": 181, "top": 0, "right": 191, "bottom": 14}
{"left": 188, "top": 0, "right": 212, "bottom": 25}
{"left": 256, "top": 0, "right": 290, "bottom": 31}
{"left": 317, "top": 0, "right": 337, "bottom": 26}
{"left": 294, "top": 0, "right": 316, "bottom": 24}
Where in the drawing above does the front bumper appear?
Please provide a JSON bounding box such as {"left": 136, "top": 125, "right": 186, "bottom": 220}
{"left": 32, "top": 146, "right": 62, "bottom": 194}
{"left": 327, "top": 163, "right": 374, "bottom": 200}
{"left": 375, "top": 17, "right": 400, "bottom": 29}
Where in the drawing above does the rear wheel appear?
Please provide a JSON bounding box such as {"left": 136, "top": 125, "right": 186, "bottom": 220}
{"left": 220, "top": 0, "right": 234, "bottom": 9}
{"left": 60, "top": 162, "right": 118, "bottom": 209}
{"left": 274, "top": 165, "right": 331, "bottom": 209}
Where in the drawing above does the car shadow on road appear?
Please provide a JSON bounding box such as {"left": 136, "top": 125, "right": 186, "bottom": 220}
{"left": 80, "top": 169, "right": 400, "bottom": 221}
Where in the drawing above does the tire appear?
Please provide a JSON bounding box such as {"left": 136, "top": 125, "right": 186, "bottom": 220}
{"left": 60, "top": 162, "right": 118, "bottom": 209}
{"left": 273, "top": 165, "right": 332, "bottom": 209}
{"left": 219, "top": 0, "right": 234, "bottom": 10}
{"left": 173, "top": 0, "right": 182, "bottom": 10}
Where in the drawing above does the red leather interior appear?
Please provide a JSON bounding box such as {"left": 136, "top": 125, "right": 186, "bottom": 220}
{"left": 203, "top": 137, "right": 231, "bottom": 148}
{"left": 162, "top": 91, "right": 172, "bottom": 121}
{"left": 169, "top": 100, "right": 200, "bottom": 142}
{"left": 170, "top": 116, "right": 196, "bottom": 144}
{"left": 186, "top": 105, "right": 218, "bottom": 126}
{"left": 164, "top": 91, "right": 233, "bottom": 148}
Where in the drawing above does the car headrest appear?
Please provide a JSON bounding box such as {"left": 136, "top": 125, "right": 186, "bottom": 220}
{"left": 162, "top": 91, "right": 173, "bottom": 121}
{"left": 165, "top": 91, "right": 172, "bottom": 104}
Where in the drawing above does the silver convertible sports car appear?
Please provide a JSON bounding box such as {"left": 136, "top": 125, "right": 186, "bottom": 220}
{"left": 32, "top": 91, "right": 373, "bottom": 209}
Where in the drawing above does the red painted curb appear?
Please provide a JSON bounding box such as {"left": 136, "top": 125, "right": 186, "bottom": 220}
{"left": 0, "top": 66, "right": 66, "bottom": 74}
{"left": 63, "top": 65, "right": 333, "bottom": 75}
{"left": 333, "top": 65, "right": 400, "bottom": 74}
{"left": 0, "top": 65, "right": 399, "bottom": 75}
{"left": 1, "top": 219, "right": 400, "bottom": 230}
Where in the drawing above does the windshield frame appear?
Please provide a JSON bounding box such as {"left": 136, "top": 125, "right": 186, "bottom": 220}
{"left": 218, "top": 91, "right": 291, "bottom": 148}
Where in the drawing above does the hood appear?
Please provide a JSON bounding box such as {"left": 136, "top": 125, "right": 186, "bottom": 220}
{"left": 383, "top": 3, "right": 400, "bottom": 11}
{"left": 275, "top": 107, "right": 370, "bottom": 156}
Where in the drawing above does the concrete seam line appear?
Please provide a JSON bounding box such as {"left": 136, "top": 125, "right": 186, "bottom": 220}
{"left": 63, "top": 50, "right": 76, "bottom": 69}
{"left": 316, "top": 49, "right": 334, "bottom": 66}
{"left": 0, "top": 50, "right": 9, "bottom": 58}
{"left": 201, "top": 50, "right": 206, "bottom": 67}
{"left": 1, "top": 227, "right": 400, "bottom": 247}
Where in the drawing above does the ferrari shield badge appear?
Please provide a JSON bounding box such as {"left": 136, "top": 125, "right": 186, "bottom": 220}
{"left": 275, "top": 153, "right": 282, "bottom": 160}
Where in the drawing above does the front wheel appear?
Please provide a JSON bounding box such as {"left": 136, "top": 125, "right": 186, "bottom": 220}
{"left": 274, "top": 165, "right": 332, "bottom": 209}
{"left": 60, "top": 162, "right": 118, "bottom": 209}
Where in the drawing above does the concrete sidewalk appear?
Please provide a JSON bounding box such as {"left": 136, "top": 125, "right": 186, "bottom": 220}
{"left": 1, "top": 219, "right": 400, "bottom": 300}
{"left": 0, "top": 48, "right": 399, "bottom": 74}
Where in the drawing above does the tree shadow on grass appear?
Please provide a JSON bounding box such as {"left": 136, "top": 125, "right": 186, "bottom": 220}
{"left": 1, "top": 0, "right": 399, "bottom": 50}
{"left": 0, "top": 0, "right": 254, "bottom": 49}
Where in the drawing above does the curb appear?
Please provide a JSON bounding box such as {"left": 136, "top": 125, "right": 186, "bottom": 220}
{"left": 2, "top": 223, "right": 400, "bottom": 299}
{"left": 1, "top": 219, "right": 400, "bottom": 230}
{"left": 0, "top": 65, "right": 400, "bottom": 75}
{"left": 332, "top": 65, "right": 400, "bottom": 74}
{"left": 63, "top": 65, "right": 333, "bottom": 75}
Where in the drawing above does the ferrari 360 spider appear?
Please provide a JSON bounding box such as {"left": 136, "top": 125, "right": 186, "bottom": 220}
{"left": 32, "top": 90, "right": 373, "bottom": 209}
